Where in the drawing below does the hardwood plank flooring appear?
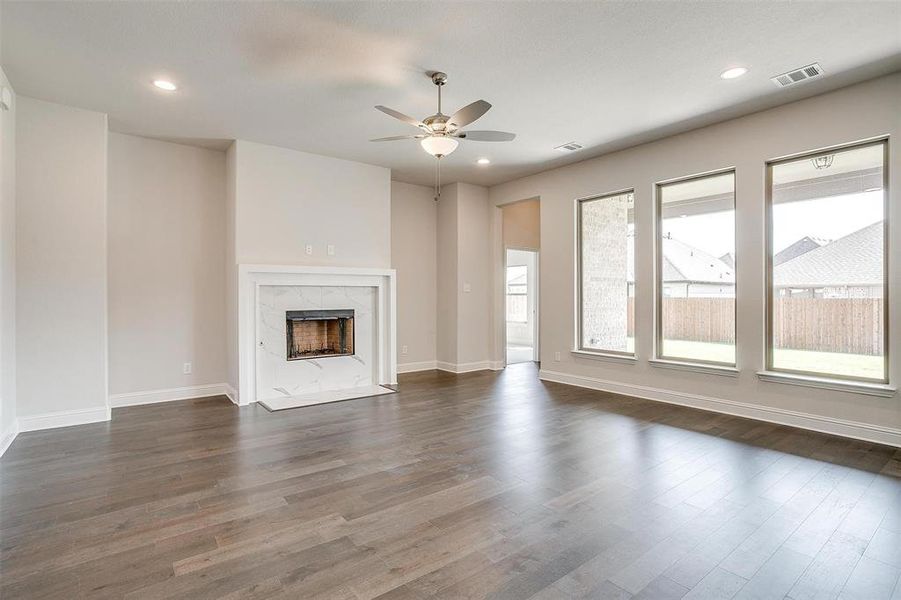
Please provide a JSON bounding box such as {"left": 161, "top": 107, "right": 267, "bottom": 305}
{"left": 1, "top": 363, "right": 899, "bottom": 599}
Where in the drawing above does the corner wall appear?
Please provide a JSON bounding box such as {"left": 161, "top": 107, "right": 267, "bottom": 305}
{"left": 107, "top": 133, "right": 227, "bottom": 402}
{"left": 391, "top": 181, "right": 437, "bottom": 371}
{"left": 488, "top": 73, "right": 901, "bottom": 445}
{"left": 16, "top": 97, "right": 109, "bottom": 429}
{"left": 436, "top": 182, "right": 493, "bottom": 371}
{"left": 0, "top": 67, "right": 17, "bottom": 453}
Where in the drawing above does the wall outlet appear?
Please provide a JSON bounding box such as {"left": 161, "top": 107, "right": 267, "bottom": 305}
{"left": 183, "top": 362, "right": 192, "bottom": 374}
{"left": 305, "top": 244, "right": 313, "bottom": 255}
{"left": 554, "top": 351, "right": 561, "bottom": 362}
{"left": 327, "top": 244, "right": 335, "bottom": 256}
{"left": 401, "top": 345, "right": 408, "bottom": 355}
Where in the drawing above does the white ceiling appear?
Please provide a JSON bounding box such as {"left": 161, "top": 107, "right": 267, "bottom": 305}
{"left": 2, "top": 1, "right": 899, "bottom": 187}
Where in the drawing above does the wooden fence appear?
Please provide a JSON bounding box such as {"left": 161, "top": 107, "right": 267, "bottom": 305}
{"left": 626, "top": 297, "right": 883, "bottom": 355}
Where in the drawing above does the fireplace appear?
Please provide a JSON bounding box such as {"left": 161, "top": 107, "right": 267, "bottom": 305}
{"left": 286, "top": 309, "right": 354, "bottom": 360}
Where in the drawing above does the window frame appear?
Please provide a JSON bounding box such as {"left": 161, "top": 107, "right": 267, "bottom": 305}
{"left": 575, "top": 188, "right": 636, "bottom": 358}
{"left": 654, "top": 167, "right": 737, "bottom": 367}
{"left": 764, "top": 137, "right": 890, "bottom": 384}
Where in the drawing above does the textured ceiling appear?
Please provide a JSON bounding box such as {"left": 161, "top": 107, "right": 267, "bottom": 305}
{"left": 2, "top": 1, "right": 899, "bottom": 187}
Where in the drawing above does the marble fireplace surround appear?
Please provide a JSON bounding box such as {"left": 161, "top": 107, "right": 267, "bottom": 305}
{"left": 237, "top": 265, "right": 397, "bottom": 406}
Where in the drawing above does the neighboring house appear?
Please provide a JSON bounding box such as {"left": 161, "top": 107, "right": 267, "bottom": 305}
{"left": 628, "top": 237, "right": 735, "bottom": 298}
{"left": 773, "top": 221, "right": 883, "bottom": 298}
{"left": 773, "top": 235, "right": 828, "bottom": 266}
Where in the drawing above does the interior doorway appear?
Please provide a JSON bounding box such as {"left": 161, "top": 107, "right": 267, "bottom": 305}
{"left": 505, "top": 248, "right": 539, "bottom": 364}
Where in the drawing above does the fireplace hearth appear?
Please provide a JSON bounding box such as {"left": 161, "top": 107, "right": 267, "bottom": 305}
{"left": 286, "top": 309, "right": 354, "bottom": 360}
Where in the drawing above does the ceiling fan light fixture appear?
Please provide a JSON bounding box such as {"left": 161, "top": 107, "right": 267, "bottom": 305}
{"left": 420, "top": 136, "right": 459, "bottom": 157}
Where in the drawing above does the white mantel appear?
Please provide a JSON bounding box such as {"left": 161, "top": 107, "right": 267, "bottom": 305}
{"left": 237, "top": 264, "right": 396, "bottom": 406}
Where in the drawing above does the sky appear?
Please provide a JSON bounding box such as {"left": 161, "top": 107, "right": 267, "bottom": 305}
{"left": 660, "top": 190, "right": 883, "bottom": 259}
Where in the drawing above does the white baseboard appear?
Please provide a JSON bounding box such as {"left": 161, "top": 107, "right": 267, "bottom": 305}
{"left": 0, "top": 420, "right": 18, "bottom": 457}
{"left": 109, "top": 383, "right": 233, "bottom": 408}
{"left": 224, "top": 383, "right": 239, "bottom": 405}
{"left": 17, "top": 405, "right": 111, "bottom": 433}
{"left": 538, "top": 369, "right": 901, "bottom": 448}
{"left": 436, "top": 360, "right": 493, "bottom": 374}
{"left": 397, "top": 360, "right": 438, "bottom": 374}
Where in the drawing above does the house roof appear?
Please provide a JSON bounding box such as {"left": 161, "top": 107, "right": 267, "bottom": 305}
{"left": 773, "top": 236, "right": 828, "bottom": 266}
{"left": 628, "top": 237, "right": 734, "bottom": 285}
{"left": 774, "top": 221, "right": 883, "bottom": 288}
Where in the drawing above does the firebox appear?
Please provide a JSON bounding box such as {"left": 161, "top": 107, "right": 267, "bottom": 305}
{"left": 286, "top": 309, "right": 354, "bottom": 360}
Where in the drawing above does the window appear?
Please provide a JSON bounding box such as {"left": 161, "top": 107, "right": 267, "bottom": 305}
{"left": 657, "top": 171, "right": 736, "bottom": 365}
{"left": 767, "top": 140, "right": 888, "bottom": 382}
{"left": 506, "top": 265, "right": 528, "bottom": 323}
{"left": 577, "top": 190, "right": 634, "bottom": 355}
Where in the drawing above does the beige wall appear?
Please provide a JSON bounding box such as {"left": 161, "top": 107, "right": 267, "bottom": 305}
{"left": 502, "top": 198, "right": 540, "bottom": 250}
{"left": 436, "top": 183, "right": 493, "bottom": 369}
{"left": 107, "top": 133, "right": 227, "bottom": 395}
{"left": 391, "top": 181, "right": 437, "bottom": 369}
{"left": 16, "top": 97, "right": 108, "bottom": 421}
{"left": 455, "top": 183, "right": 492, "bottom": 366}
{"left": 436, "top": 184, "right": 458, "bottom": 366}
{"left": 231, "top": 140, "right": 391, "bottom": 266}
{"left": 0, "top": 68, "right": 16, "bottom": 445}
{"left": 489, "top": 73, "right": 901, "bottom": 438}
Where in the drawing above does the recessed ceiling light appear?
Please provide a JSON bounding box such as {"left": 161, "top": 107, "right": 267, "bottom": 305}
{"left": 477, "top": 158, "right": 491, "bottom": 165}
{"left": 720, "top": 67, "right": 748, "bottom": 80}
{"left": 153, "top": 79, "right": 177, "bottom": 91}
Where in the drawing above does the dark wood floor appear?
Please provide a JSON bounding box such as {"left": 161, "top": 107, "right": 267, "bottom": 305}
{"left": 1, "top": 364, "right": 899, "bottom": 599}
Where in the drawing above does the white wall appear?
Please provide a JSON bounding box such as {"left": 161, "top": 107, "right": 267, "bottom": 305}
{"left": 489, "top": 73, "right": 901, "bottom": 442}
{"left": 16, "top": 97, "right": 109, "bottom": 427}
{"left": 231, "top": 140, "right": 391, "bottom": 267}
{"left": 0, "top": 67, "right": 17, "bottom": 451}
{"left": 391, "top": 181, "right": 437, "bottom": 370}
{"left": 107, "top": 133, "right": 227, "bottom": 397}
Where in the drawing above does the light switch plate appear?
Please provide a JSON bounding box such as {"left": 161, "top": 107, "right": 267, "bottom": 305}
{"left": 463, "top": 283, "right": 472, "bottom": 293}
{"left": 327, "top": 244, "right": 335, "bottom": 256}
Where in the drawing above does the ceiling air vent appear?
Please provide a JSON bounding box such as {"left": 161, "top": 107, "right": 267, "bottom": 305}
{"left": 555, "top": 142, "right": 584, "bottom": 152}
{"left": 771, "top": 63, "right": 824, "bottom": 88}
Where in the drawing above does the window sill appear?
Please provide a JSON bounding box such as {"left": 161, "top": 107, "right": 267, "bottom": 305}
{"left": 756, "top": 371, "right": 896, "bottom": 398}
{"left": 649, "top": 358, "right": 739, "bottom": 377}
{"left": 571, "top": 350, "right": 637, "bottom": 364}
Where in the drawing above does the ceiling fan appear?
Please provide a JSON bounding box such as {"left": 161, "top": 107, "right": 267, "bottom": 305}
{"left": 371, "top": 71, "right": 516, "bottom": 199}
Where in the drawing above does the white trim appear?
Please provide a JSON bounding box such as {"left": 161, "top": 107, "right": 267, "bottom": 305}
{"left": 538, "top": 368, "right": 901, "bottom": 448}
{"left": 17, "top": 406, "right": 111, "bottom": 433}
{"left": 436, "top": 360, "right": 493, "bottom": 374}
{"left": 572, "top": 350, "right": 637, "bottom": 364}
{"left": 0, "top": 420, "right": 18, "bottom": 458}
{"left": 237, "top": 264, "right": 397, "bottom": 406}
{"left": 397, "top": 360, "right": 438, "bottom": 373}
{"left": 650, "top": 358, "right": 739, "bottom": 377}
{"left": 109, "top": 383, "right": 233, "bottom": 408}
{"left": 757, "top": 371, "right": 896, "bottom": 398}
{"left": 489, "top": 360, "right": 506, "bottom": 371}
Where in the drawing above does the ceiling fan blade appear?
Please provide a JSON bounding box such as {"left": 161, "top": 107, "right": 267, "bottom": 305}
{"left": 375, "top": 105, "right": 426, "bottom": 129}
{"left": 369, "top": 135, "right": 426, "bottom": 142}
{"left": 448, "top": 100, "right": 491, "bottom": 128}
{"left": 456, "top": 130, "right": 516, "bottom": 142}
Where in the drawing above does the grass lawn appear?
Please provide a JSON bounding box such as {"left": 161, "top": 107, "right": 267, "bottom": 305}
{"left": 626, "top": 338, "right": 882, "bottom": 379}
